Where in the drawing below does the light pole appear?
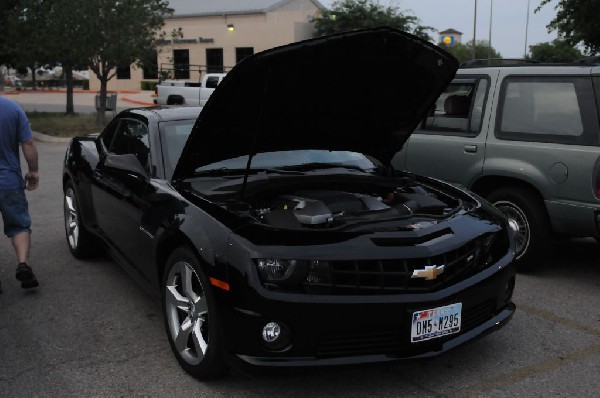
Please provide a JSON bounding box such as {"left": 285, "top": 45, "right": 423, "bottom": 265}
{"left": 472, "top": 0, "right": 478, "bottom": 60}
{"left": 488, "top": 0, "right": 493, "bottom": 63}
{"left": 524, "top": 0, "right": 531, "bottom": 57}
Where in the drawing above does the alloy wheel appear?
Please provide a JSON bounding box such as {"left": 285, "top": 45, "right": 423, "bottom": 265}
{"left": 64, "top": 187, "right": 80, "bottom": 250}
{"left": 165, "top": 261, "right": 209, "bottom": 366}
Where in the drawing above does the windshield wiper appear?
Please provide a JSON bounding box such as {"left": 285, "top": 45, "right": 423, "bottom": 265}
{"left": 194, "top": 167, "right": 303, "bottom": 176}
{"left": 277, "top": 162, "right": 371, "bottom": 173}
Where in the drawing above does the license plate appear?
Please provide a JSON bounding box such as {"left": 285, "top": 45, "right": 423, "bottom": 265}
{"left": 411, "top": 303, "right": 462, "bottom": 343}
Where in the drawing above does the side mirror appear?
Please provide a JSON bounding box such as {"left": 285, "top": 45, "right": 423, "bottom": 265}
{"left": 104, "top": 153, "right": 149, "bottom": 179}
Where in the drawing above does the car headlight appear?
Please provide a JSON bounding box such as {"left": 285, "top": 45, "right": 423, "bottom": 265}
{"left": 256, "top": 259, "right": 304, "bottom": 282}
{"left": 479, "top": 230, "right": 511, "bottom": 267}
{"left": 255, "top": 259, "right": 331, "bottom": 289}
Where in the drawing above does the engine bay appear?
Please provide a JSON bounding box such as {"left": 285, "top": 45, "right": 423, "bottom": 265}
{"left": 238, "top": 182, "right": 463, "bottom": 229}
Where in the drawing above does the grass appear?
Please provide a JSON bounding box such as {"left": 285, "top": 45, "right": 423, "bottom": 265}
{"left": 26, "top": 112, "right": 107, "bottom": 138}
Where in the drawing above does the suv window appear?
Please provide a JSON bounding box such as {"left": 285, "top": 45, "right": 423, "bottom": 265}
{"left": 419, "top": 77, "right": 489, "bottom": 136}
{"left": 496, "top": 76, "right": 599, "bottom": 145}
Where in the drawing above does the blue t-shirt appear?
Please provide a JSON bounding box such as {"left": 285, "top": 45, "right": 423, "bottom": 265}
{"left": 0, "top": 96, "right": 33, "bottom": 189}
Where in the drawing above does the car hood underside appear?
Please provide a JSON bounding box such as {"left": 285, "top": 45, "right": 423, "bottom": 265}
{"left": 173, "top": 27, "right": 458, "bottom": 181}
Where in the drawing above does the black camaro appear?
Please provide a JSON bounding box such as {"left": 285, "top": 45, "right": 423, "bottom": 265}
{"left": 63, "top": 27, "right": 516, "bottom": 379}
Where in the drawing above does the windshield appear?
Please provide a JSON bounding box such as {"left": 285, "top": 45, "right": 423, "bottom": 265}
{"left": 161, "top": 120, "right": 195, "bottom": 174}
{"left": 194, "top": 150, "right": 380, "bottom": 174}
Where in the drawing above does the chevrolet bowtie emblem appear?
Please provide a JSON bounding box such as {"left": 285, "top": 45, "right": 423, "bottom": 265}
{"left": 411, "top": 265, "right": 445, "bottom": 280}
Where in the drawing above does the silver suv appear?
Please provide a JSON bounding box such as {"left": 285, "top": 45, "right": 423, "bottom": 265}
{"left": 394, "top": 62, "right": 600, "bottom": 270}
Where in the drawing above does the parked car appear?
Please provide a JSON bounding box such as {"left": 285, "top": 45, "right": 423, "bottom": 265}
{"left": 62, "top": 27, "right": 516, "bottom": 379}
{"left": 154, "top": 73, "right": 226, "bottom": 106}
{"left": 395, "top": 60, "right": 600, "bottom": 271}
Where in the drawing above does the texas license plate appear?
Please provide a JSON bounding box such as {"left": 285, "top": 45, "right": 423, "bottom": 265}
{"left": 411, "top": 303, "right": 462, "bottom": 342}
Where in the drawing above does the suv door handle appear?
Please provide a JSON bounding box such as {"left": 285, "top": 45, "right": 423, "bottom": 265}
{"left": 464, "top": 145, "right": 478, "bottom": 153}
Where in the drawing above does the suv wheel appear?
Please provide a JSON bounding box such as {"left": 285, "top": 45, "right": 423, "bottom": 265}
{"left": 486, "top": 187, "right": 551, "bottom": 272}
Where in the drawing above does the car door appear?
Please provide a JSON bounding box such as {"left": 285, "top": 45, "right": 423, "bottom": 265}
{"left": 396, "top": 74, "right": 495, "bottom": 187}
{"left": 92, "top": 117, "right": 152, "bottom": 268}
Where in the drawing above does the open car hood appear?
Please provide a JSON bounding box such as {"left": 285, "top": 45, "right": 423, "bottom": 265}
{"left": 173, "top": 27, "right": 458, "bottom": 181}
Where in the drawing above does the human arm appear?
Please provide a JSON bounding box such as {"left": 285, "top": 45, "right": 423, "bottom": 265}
{"left": 21, "top": 139, "right": 39, "bottom": 191}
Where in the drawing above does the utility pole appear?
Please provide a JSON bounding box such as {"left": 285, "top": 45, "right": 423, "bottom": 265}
{"left": 472, "top": 0, "right": 478, "bottom": 60}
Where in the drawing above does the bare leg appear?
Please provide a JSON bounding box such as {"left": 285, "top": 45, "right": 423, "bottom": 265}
{"left": 11, "top": 231, "right": 30, "bottom": 264}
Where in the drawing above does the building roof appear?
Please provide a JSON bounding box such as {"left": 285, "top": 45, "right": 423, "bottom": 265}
{"left": 167, "top": 0, "right": 325, "bottom": 17}
{"left": 439, "top": 28, "right": 463, "bottom": 35}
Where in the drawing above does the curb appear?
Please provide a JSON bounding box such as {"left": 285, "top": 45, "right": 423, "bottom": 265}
{"left": 122, "top": 97, "right": 156, "bottom": 106}
{"left": 32, "top": 131, "right": 72, "bottom": 144}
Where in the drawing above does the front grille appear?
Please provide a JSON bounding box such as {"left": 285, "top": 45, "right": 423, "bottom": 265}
{"left": 303, "top": 235, "right": 494, "bottom": 295}
{"left": 316, "top": 299, "right": 499, "bottom": 358}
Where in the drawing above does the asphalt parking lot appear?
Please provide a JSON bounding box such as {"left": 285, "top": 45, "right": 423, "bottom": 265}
{"left": 0, "top": 139, "right": 598, "bottom": 397}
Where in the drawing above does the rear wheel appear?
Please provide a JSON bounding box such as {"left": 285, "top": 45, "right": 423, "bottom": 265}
{"left": 63, "top": 181, "right": 99, "bottom": 258}
{"left": 167, "top": 95, "right": 184, "bottom": 105}
{"left": 162, "top": 247, "right": 227, "bottom": 379}
{"left": 486, "top": 187, "right": 551, "bottom": 272}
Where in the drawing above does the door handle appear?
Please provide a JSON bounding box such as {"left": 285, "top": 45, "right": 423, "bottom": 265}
{"left": 464, "top": 145, "right": 478, "bottom": 153}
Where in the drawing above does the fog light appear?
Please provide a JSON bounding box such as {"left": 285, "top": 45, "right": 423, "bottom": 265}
{"left": 261, "top": 321, "right": 291, "bottom": 351}
{"left": 262, "top": 322, "right": 281, "bottom": 343}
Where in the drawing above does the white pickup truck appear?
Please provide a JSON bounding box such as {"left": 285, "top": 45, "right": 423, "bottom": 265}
{"left": 154, "top": 73, "right": 226, "bottom": 106}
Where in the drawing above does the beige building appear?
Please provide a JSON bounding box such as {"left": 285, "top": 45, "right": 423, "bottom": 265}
{"left": 89, "top": 0, "right": 324, "bottom": 91}
{"left": 438, "top": 28, "right": 463, "bottom": 48}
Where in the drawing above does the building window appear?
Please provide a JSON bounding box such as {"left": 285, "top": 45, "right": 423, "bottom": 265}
{"left": 206, "top": 48, "right": 224, "bottom": 73}
{"left": 173, "top": 49, "right": 190, "bottom": 79}
{"left": 236, "top": 47, "right": 254, "bottom": 64}
{"left": 116, "top": 65, "right": 131, "bottom": 80}
{"left": 142, "top": 50, "right": 158, "bottom": 80}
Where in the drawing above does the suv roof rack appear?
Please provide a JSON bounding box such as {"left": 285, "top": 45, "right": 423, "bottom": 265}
{"left": 569, "top": 56, "right": 600, "bottom": 66}
{"left": 460, "top": 58, "right": 539, "bottom": 68}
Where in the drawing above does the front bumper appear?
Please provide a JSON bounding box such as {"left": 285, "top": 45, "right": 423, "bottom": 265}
{"left": 219, "top": 254, "right": 516, "bottom": 370}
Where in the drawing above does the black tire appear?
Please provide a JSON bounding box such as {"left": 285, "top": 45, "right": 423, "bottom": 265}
{"left": 162, "top": 247, "right": 227, "bottom": 379}
{"left": 486, "top": 187, "right": 551, "bottom": 272}
{"left": 63, "top": 180, "right": 99, "bottom": 258}
{"left": 167, "top": 95, "right": 184, "bottom": 105}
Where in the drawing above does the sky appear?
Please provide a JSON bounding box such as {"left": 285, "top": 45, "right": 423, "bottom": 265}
{"left": 319, "top": 0, "right": 560, "bottom": 58}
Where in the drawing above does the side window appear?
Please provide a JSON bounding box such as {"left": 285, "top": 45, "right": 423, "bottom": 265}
{"left": 420, "top": 77, "right": 488, "bottom": 136}
{"left": 496, "top": 77, "right": 598, "bottom": 145}
{"left": 100, "top": 120, "right": 119, "bottom": 150}
{"left": 205, "top": 76, "right": 220, "bottom": 89}
{"left": 109, "top": 119, "right": 151, "bottom": 170}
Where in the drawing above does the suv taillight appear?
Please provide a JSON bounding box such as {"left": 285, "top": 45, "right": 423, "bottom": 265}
{"left": 593, "top": 157, "right": 600, "bottom": 199}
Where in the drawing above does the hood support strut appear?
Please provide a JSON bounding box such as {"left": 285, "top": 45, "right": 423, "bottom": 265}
{"left": 240, "top": 66, "right": 272, "bottom": 200}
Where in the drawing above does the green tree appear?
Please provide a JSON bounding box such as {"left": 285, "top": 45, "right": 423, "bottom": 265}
{"left": 442, "top": 41, "right": 502, "bottom": 65}
{"left": 83, "top": 0, "right": 173, "bottom": 125}
{"left": 2, "top": 0, "right": 52, "bottom": 92}
{"left": 314, "top": 0, "right": 433, "bottom": 42}
{"left": 43, "top": 0, "right": 94, "bottom": 113}
{"left": 528, "top": 39, "right": 583, "bottom": 63}
{"left": 537, "top": 0, "right": 600, "bottom": 55}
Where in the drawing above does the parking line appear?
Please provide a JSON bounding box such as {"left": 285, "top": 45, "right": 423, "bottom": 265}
{"left": 448, "top": 302, "right": 600, "bottom": 396}
{"left": 516, "top": 301, "right": 600, "bottom": 338}
{"left": 449, "top": 343, "right": 600, "bottom": 396}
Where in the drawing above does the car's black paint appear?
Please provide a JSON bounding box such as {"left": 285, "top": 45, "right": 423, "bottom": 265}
{"left": 63, "top": 28, "right": 515, "bottom": 379}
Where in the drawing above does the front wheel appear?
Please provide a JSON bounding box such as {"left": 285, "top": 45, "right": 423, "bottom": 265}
{"left": 162, "top": 247, "right": 227, "bottom": 379}
{"left": 486, "top": 187, "right": 551, "bottom": 272}
{"left": 63, "top": 181, "right": 99, "bottom": 258}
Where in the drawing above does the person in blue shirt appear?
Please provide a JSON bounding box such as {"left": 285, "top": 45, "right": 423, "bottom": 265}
{"left": 0, "top": 96, "right": 39, "bottom": 293}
